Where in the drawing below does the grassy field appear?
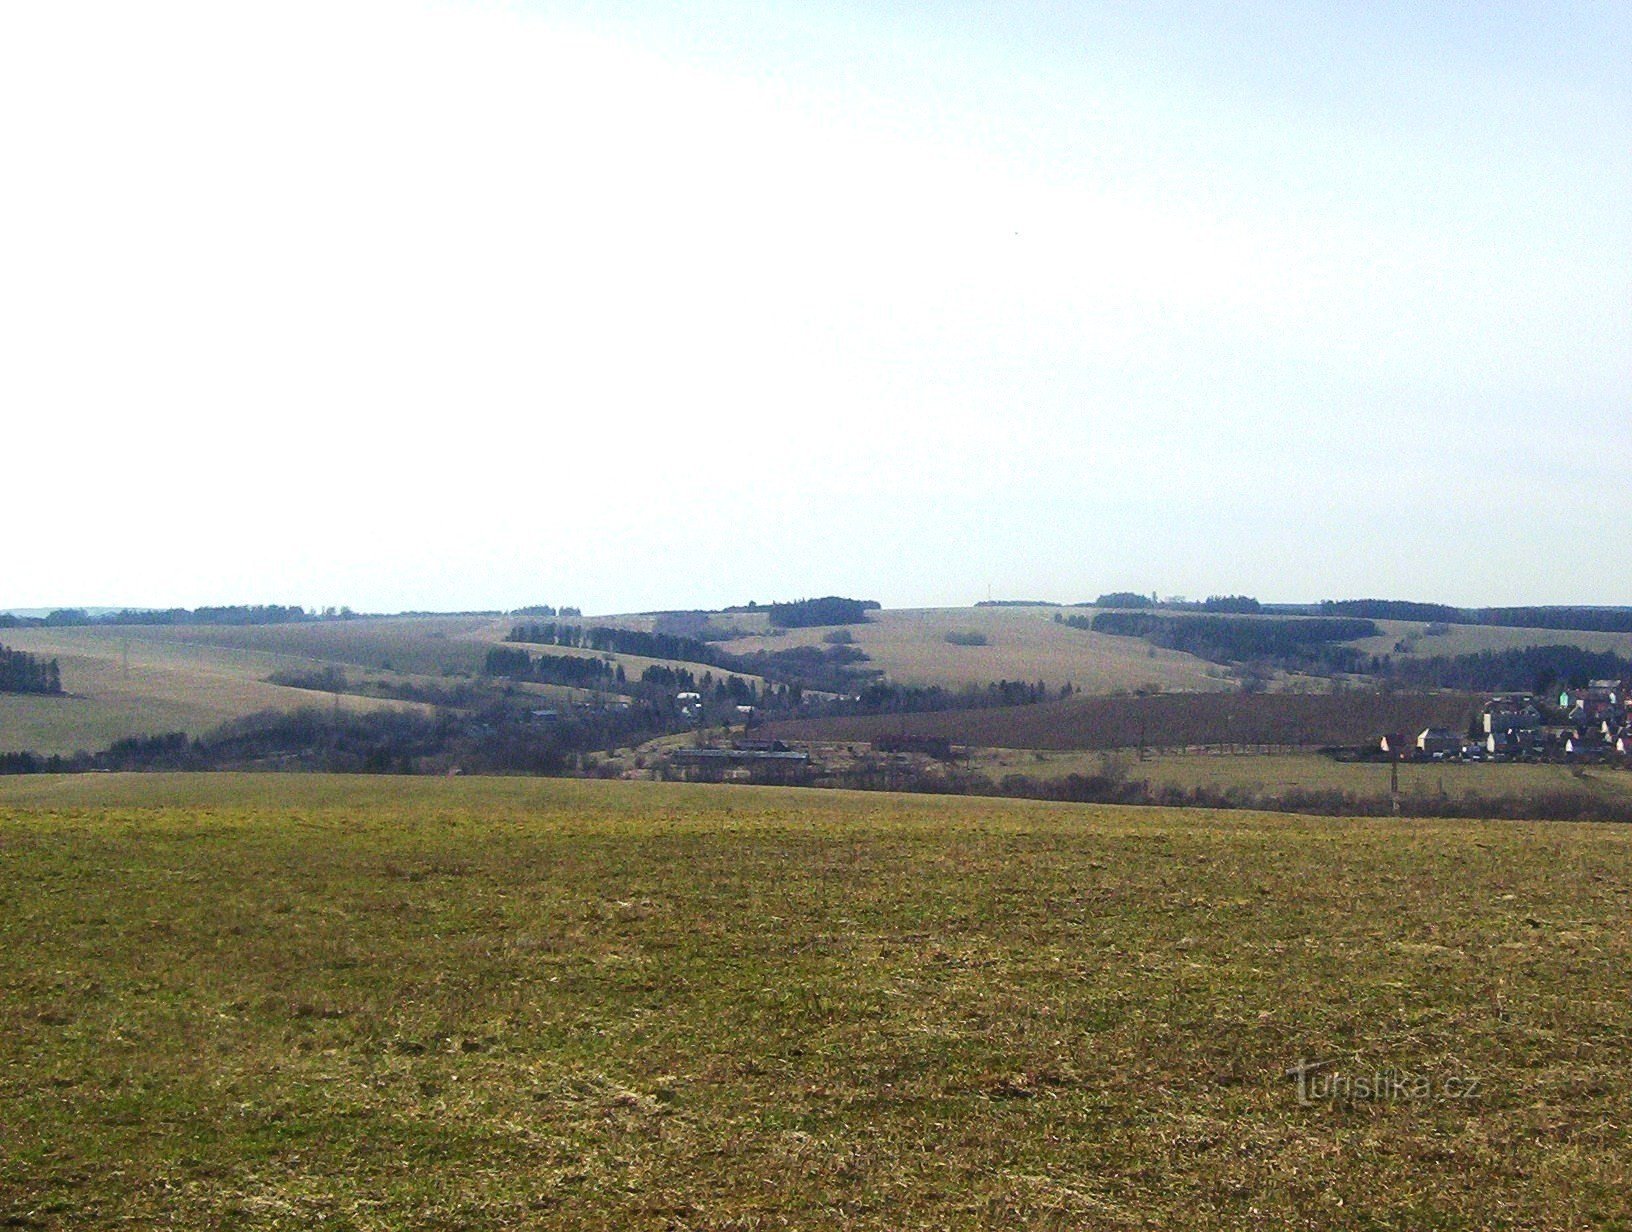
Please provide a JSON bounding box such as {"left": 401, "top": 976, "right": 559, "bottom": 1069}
{"left": 972, "top": 747, "right": 1632, "bottom": 802}
{"left": 62, "top": 615, "right": 513, "bottom": 678}
{"left": 1, "top": 774, "right": 1629, "bottom": 1229}
{"left": 0, "top": 629, "right": 434, "bottom": 756}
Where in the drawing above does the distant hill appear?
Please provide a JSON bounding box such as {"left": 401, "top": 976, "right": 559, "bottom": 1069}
{"left": 6, "top": 597, "right": 1632, "bottom": 760}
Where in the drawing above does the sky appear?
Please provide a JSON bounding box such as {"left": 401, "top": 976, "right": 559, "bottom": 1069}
{"left": 4, "top": 0, "right": 1628, "bottom": 615}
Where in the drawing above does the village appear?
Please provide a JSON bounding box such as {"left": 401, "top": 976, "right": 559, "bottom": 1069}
{"left": 1381, "top": 681, "right": 1632, "bottom": 764}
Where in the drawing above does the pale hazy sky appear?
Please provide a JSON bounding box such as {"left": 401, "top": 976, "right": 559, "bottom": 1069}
{"left": 5, "top": 1, "right": 1628, "bottom": 614}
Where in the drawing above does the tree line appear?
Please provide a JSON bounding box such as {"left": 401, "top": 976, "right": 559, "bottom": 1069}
{"left": 1385, "top": 645, "right": 1632, "bottom": 694}
{"left": 508, "top": 623, "right": 724, "bottom": 666}
{"left": 1321, "top": 600, "right": 1632, "bottom": 634}
{"left": 1079, "top": 611, "right": 1379, "bottom": 665}
{"left": 0, "top": 701, "right": 667, "bottom": 778}
{"left": 484, "top": 646, "right": 626, "bottom": 689}
{"left": 2, "top": 604, "right": 331, "bottom": 629}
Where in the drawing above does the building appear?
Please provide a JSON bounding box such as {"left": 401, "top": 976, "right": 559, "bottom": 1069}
{"left": 1416, "top": 728, "right": 1462, "bottom": 758}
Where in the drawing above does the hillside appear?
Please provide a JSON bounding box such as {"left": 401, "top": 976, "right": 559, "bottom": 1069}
{"left": 7, "top": 600, "right": 1632, "bottom": 759}
{"left": 694, "top": 605, "right": 1238, "bottom": 692}
{"left": 0, "top": 622, "right": 466, "bottom": 755}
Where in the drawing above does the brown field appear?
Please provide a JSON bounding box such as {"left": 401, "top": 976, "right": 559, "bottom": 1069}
{"left": 762, "top": 690, "right": 1485, "bottom": 752}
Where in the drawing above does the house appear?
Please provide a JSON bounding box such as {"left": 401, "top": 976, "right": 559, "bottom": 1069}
{"left": 1483, "top": 695, "right": 1542, "bottom": 735}
{"left": 1560, "top": 681, "right": 1622, "bottom": 726}
{"left": 1486, "top": 730, "right": 1531, "bottom": 759}
{"left": 1565, "top": 733, "right": 1607, "bottom": 762}
{"left": 1379, "top": 733, "right": 1412, "bottom": 758}
{"left": 1416, "top": 728, "right": 1462, "bottom": 759}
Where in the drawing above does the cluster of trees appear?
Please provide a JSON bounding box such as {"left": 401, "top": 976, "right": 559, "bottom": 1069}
{"left": 0, "top": 644, "right": 62, "bottom": 694}
{"left": 266, "top": 666, "right": 488, "bottom": 708}
{"left": 508, "top": 623, "right": 723, "bottom": 666}
{"left": 505, "top": 622, "right": 880, "bottom": 698}
{"left": 511, "top": 604, "right": 582, "bottom": 618}
{"left": 1201, "top": 595, "right": 1263, "bottom": 614}
{"left": 484, "top": 647, "right": 625, "bottom": 689}
{"left": 763, "top": 597, "right": 880, "bottom": 628}
{"left": 1082, "top": 611, "right": 1379, "bottom": 666}
{"left": 1093, "top": 592, "right": 1155, "bottom": 609}
{"left": 1086, "top": 593, "right": 1261, "bottom": 613}
{"left": 1387, "top": 646, "right": 1632, "bottom": 694}
{"left": 1320, "top": 600, "right": 1632, "bottom": 634}
{"left": 822, "top": 678, "right": 1061, "bottom": 716}
{"left": 267, "top": 665, "right": 349, "bottom": 693}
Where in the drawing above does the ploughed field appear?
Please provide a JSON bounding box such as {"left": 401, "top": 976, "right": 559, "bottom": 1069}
{"left": 762, "top": 689, "right": 1485, "bottom": 751}
{"left": 1, "top": 775, "right": 1629, "bottom": 1230}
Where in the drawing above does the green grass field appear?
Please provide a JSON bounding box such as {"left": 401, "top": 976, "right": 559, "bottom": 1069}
{"left": 2, "top": 774, "right": 1628, "bottom": 1229}
{"left": 972, "top": 748, "right": 1632, "bottom": 804}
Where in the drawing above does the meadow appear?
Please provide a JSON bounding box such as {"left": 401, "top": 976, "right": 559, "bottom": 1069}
{"left": 1, "top": 774, "right": 1628, "bottom": 1229}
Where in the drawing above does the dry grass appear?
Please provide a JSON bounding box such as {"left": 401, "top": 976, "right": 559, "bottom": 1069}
{"left": 1, "top": 774, "right": 1629, "bottom": 1229}
{"left": 0, "top": 630, "right": 432, "bottom": 755}
{"left": 1353, "top": 620, "right": 1632, "bottom": 662}
{"left": 721, "top": 607, "right": 1234, "bottom": 693}
{"left": 82, "top": 615, "right": 513, "bottom": 676}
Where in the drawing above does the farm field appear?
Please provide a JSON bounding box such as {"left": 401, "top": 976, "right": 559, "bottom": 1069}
{"left": 709, "top": 606, "right": 1237, "bottom": 693}
{"left": 762, "top": 689, "right": 1484, "bottom": 752}
{"left": 0, "top": 628, "right": 436, "bottom": 756}
{"left": 62, "top": 615, "right": 514, "bottom": 677}
{"left": 1354, "top": 619, "right": 1632, "bottom": 663}
{"left": 8, "top": 601, "right": 1632, "bottom": 761}
{"left": 1, "top": 774, "right": 1629, "bottom": 1229}
{"left": 971, "top": 747, "right": 1632, "bottom": 803}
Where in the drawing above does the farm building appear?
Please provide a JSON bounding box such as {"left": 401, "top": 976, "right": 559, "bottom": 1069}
{"left": 1416, "top": 728, "right": 1462, "bottom": 758}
